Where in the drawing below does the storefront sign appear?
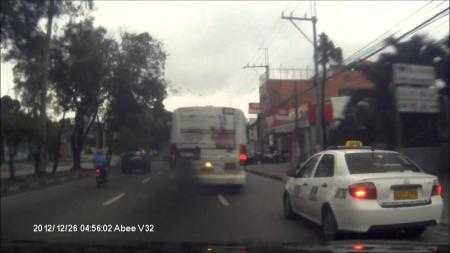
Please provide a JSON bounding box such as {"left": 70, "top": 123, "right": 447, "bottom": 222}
{"left": 248, "top": 103, "right": 261, "bottom": 114}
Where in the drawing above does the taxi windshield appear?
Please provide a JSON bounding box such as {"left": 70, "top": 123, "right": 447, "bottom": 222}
{"left": 345, "top": 152, "right": 422, "bottom": 174}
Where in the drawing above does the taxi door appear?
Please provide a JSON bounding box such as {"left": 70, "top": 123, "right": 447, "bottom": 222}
{"left": 307, "top": 153, "right": 335, "bottom": 224}
{"left": 291, "top": 154, "right": 321, "bottom": 216}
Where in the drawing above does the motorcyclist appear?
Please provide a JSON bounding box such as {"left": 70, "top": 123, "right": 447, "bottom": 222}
{"left": 93, "top": 148, "right": 108, "bottom": 181}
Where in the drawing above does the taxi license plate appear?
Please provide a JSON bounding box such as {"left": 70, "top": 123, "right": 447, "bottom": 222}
{"left": 394, "top": 188, "right": 418, "bottom": 200}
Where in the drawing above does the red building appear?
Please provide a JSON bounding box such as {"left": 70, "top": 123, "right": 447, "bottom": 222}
{"left": 257, "top": 61, "right": 374, "bottom": 164}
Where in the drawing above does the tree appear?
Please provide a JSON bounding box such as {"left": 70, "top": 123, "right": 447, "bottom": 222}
{"left": 317, "top": 32, "right": 343, "bottom": 145}
{"left": 106, "top": 32, "right": 168, "bottom": 155}
{"left": 50, "top": 19, "right": 118, "bottom": 170}
{"left": 341, "top": 34, "right": 450, "bottom": 148}
{"left": 1, "top": 96, "right": 36, "bottom": 179}
{"left": 1, "top": 0, "right": 93, "bottom": 176}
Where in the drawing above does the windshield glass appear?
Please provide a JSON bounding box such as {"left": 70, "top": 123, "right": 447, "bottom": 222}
{"left": 175, "top": 109, "right": 236, "bottom": 149}
{"left": 345, "top": 152, "right": 422, "bottom": 174}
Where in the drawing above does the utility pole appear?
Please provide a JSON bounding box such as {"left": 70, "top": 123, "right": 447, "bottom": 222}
{"left": 282, "top": 11, "right": 322, "bottom": 154}
{"left": 243, "top": 52, "right": 270, "bottom": 156}
{"left": 39, "top": 0, "right": 55, "bottom": 176}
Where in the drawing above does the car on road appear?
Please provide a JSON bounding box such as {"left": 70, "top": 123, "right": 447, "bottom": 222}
{"left": 170, "top": 106, "right": 247, "bottom": 187}
{"left": 121, "top": 149, "right": 151, "bottom": 174}
{"left": 283, "top": 141, "right": 444, "bottom": 241}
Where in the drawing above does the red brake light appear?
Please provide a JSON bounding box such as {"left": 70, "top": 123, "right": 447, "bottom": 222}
{"left": 240, "top": 145, "right": 247, "bottom": 154}
{"left": 95, "top": 168, "right": 101, "bottom": 174}
{"left": 349, "top": 182, "right": 377, "bottom": 199}
{"left": 352, "top": 244, "right": 364, "bottom": 251}
{"left": 432, "top": 183, "right": 442, "bottom": 196}
{"left": 240, "top": 145, "right": 247, "bottom": 165}
{"left": 354, "top": 188, "right": 367, "bottom": 198}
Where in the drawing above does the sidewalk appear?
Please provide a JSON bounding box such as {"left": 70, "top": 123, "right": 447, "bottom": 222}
{"left": 246, "top": 162, "right": 449, "bottom": 225}
{"left": 1, "top": 156, "right": 120, "bottom": 196}
{"left": 245, "top": 163, "right": 292, "bottom": 183}
{"left": 1, "top": 159, "right": 90, "bottom": 179}
{"left": 0, "top": 155, "right": 118, "bottom": 179}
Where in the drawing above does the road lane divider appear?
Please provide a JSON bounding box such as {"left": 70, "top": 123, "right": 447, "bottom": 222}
{"left": 102, "top": 193, "right": 126, "bottom": 206}
{"left": 141, "top": 177, "right": 152, "bottom": 184}
{"left": 217, "top": 194, "right": 229, "bottom": 207}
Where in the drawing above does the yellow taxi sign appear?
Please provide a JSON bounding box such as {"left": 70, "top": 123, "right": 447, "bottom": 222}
{"left": 344, "top": 140, "right": 363, "bottom": 148}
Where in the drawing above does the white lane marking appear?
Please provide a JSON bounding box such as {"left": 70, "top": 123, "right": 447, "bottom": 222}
{"left": 428, "top": 227, "right": 450, "bottom": 236}
{"left": 141, "top": 177, "right": 151, "bottom": 184}
{"left": 102, "top": 193, "right": 126, "bottom": 206}
{"left": 217, "top": 194, "right": 229, "bottom": 207}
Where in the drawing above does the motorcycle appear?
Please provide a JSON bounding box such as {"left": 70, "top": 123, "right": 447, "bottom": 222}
{"left": 95, "top": 166, "right": 107, "bottom": 187}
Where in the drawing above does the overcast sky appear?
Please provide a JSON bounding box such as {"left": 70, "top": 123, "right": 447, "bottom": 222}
{"left": 1, "top": 1, "right": 449, "bottom": 119}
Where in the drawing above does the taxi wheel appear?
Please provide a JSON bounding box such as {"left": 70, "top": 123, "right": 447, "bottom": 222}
{"left": 322, "top": 209, "right": 339, "bottom": 241}
{"left": 283, "top": 193, "right": 295, "bottom": 219}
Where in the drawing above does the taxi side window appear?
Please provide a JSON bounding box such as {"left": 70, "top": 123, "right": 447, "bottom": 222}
{"left": 298, "top": 155, "right": 320, "bottom": 178}
{"left": 314, "top": 154, "right": 334, "bottom": 178}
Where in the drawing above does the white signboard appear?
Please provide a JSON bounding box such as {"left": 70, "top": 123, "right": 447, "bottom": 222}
{"left": 288, "top": 105, "right": 308, "bottom": 121}
{"left": 248, "top": 103, "right": 261, "bottom": 114}
{"left": 393, "top": 63, "right": 436, "bottom": 86}
{"left": 396, "top": 86, "right": 439, "bottom": 113}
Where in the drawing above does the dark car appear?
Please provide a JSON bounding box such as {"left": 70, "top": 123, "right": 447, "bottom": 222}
{"left": 121, "top": 150, "right": 151, "bottom": 173}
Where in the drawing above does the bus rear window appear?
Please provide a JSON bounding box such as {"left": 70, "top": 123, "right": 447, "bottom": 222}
{"left": 345, "top": 152, "right": 421, "bottom": 174}
{"left": 178, "top": 113, "right": 235, "bottom": 149}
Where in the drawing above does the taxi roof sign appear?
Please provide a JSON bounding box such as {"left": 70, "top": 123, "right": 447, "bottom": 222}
{"left": 344, "top": 140, "right": 363, "bottom": 148}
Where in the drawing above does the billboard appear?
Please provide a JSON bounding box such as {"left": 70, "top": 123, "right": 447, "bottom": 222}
{"left": 393, "top": 63, "right": 436, "bottom": 86}
{"left": 393, "top": 63, "right": 438, "bottom": 113}
{"left": 248, "top": 103, "right": 261, "bottom": 114}
{"left": 396, "top": 87, "right": 439, "bottom": 113}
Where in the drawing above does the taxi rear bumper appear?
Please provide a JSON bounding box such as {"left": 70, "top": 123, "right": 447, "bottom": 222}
{"left": 334, "top": 196, "right": 443, "bottom": 233}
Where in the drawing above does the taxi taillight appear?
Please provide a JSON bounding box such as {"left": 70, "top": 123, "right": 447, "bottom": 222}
{"left": 432, "top": 183, "right": 442, "bottom": 196}
{"left": 349, "top": 182, "right": 377, "bottom": 199}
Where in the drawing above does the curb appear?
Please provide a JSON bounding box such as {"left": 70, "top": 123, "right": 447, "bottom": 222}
{"left": 245, "top": 168, "right": 286, "bottom": 183}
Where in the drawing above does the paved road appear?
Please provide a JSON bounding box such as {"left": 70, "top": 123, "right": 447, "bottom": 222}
{"left": 1, "top": 162, "right": 449, "bottom": 247}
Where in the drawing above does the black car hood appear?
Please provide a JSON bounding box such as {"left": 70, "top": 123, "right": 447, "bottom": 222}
{"left": 1, "top": 240, "right": 449, "bottom": 253}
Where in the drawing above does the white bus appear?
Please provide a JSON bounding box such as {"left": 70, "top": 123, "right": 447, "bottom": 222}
{"left": 170, "top": 106, "right": 247, "bottom": 186}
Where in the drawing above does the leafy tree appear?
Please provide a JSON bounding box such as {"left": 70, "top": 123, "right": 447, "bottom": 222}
{"left": 1, "top": 96, "right": 37, "bottom": 179}
{"left": 106, "top": 32, "right": 168, "bottom": 155}
{"left": 317, "top": 32, "right": 343, "bottom": 145}
{"left": 50, "top": 19, "right": 118, "bottom": 170}
{"left": 1, "top": 0, "right": 93, "bottom": 176}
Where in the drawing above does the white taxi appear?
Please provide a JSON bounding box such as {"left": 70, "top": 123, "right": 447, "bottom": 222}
{"left": 283, "top": 141, "right": 444, "bottom": 240}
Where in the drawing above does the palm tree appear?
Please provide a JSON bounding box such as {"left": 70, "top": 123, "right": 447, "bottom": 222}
{"left": 317, "top": 32, "right": 343, "bottom": 145}
{"left": 354, "top": 34, "right": 449, "bottom": 148}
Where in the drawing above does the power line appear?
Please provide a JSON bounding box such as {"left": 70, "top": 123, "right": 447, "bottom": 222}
{"left": 344, "top": 0, "right": 447, "bottom": 64}
{"left": 260, "top": 7, "right": 450, "bottom": 118}
{"left": 418, "top": 16, "right": 450, "bottom": 35}
{"left": 344, "top": 0, "right": 436, "bottom": 64}
{"left": 243, "top": 2, "right": 305, "bottom": 90}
